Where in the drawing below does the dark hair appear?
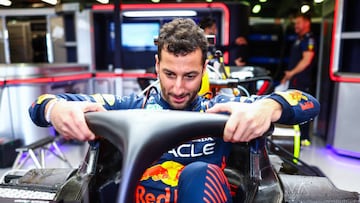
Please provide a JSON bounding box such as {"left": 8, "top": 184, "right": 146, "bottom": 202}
{"left": 295, "top": 13, "right": 311, "bottom": 22}
{"left": 198, "top": 16, "right": 216, "bottom": 30}
{"left": 157, "top": 18, "right": 208, "bottom": 65}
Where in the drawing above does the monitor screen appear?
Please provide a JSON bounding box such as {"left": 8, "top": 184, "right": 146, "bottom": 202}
{"left": 121, "top": 22, "right": 160, "bottom": 51}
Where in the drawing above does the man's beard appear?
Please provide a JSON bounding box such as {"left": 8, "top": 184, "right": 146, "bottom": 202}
{"left": 161, "top": 89, "right": 198, "bottom": 110}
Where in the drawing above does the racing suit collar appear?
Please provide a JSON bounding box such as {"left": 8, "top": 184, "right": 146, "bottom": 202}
{"left": 158, "top": 93, "right": 201, "bottom": 111}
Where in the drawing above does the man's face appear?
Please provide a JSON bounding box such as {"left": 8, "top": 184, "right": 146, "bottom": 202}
{"left": 294, "top": 17, "right": 309, "bottom": 36}
{"left": 204, "top": 23, "right": 217, "bottom": 35}
{"left": 156, "top": 48, "right": 206, "bottom": 110}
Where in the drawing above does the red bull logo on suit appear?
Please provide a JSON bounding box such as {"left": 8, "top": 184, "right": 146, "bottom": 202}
{"left": 136, "top": 161, "right": 183, "bottom": 203}
{"left": 140, "top": 161, "right": 184, "bottom": 187}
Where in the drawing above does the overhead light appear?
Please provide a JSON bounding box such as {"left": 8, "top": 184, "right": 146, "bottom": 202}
{"left": 252, "top": 4, "right": 261, "bottom": 14}
{"left": 96, "top": 0, "right": 109, "bottom": 4}
{"left": 259, "top": 0, "right": 267, "bottom": 2}
{"left": 42, "top": 0, "right": 57, "bottom": 5}
{"left": 314, "top": 0, "right": 324, "bottom": 3}
{"left": 301, "top": 4, "right": 310, "bottom": 13}
{"left": 32, "top": 3, "right": 46, "bottom": 8}
{"left": 0, "top": 0, "right": 12, "bottom": 6}
{"left": 151, "top": 0, "right": 160, "bottom": 3}
{"left": 123, "top": 10, "right": 197, "bottom": 17}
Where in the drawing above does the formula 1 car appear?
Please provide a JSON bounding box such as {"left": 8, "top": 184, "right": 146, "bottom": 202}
{"left": 1, "top": 110, "right": 359, "bottom": 203}
{"left": 82, "top": 110, "right": 360, "bottom": 203}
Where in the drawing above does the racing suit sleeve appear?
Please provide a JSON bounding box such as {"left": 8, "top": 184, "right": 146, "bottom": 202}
{"left": 260, "top": 90, "right": 319, "bottom": 125}
{"left": 28, "top": 93, "right": 145, "bottom": 127}
{"left": 210, "top": 89, "right": 320, "bottom": 125}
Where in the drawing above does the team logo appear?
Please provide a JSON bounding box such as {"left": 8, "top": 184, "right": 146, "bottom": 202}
{"left": 275, "top": 90, "right": 308, "bottom": 106}
{"left": 140, "top": 161, "right": 184, "bottom": 187}
{"left": 308, "top": 38, "right": 315, "bottom": 51}
{"left": 145, "top": 103, "right": 163, "bottom": 110}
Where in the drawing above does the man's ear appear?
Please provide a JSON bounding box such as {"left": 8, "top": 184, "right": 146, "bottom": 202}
{"left": 155, "top": 54, "right": 160, "bottom": 75}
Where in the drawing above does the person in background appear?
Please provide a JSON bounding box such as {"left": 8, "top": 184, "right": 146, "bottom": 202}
{"left": 280, "top": 13, "right": 317, "bottom": 146}
{"left": 199, "top": 16, "right": 248, "bottom": 66}
{"left": 29, "top": 18, "right": 319, "bottom": 203}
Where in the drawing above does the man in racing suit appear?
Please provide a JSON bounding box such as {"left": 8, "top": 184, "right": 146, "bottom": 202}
{"left": 29, "top": 18, "right": 320, "bottom": 203}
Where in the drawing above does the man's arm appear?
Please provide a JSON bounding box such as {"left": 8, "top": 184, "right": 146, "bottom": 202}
{"left": 28, "top": 93, "right": 144, "bottom": 141}
{"left": 206, "top": 90, "right": 320, "bottom": 142}
{"left": 206, "top": 98, "right": 281, "bottom": 142}
{"left": 216, "top": 36, "right": 248, "bottom": 53}
{"left": 46, "top": 100, "right": 106, "bottom": 141}
{"left": 29, "top": 93, "right": 109, "bottom": 127}
{"left": 281, "top": 51, "right": 315, "bottom": 84}
{"left": 29, "top": 94, "right": 107, "bottom": 141}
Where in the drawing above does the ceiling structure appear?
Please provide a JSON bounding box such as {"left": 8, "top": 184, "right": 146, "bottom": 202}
{"left": 1, "top": 0, "right": 323, "bottom": 18}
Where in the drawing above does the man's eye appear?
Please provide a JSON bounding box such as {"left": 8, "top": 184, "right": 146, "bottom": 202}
{"left": 165, "top": 72, "right": 176, "bottom": 78}
{"left": 185, "top": 74, "right": 196, "bottom": 80}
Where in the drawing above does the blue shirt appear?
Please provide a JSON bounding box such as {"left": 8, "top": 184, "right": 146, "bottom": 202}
{"left": 288, "top": 32, "right": 316, "bottom": 90}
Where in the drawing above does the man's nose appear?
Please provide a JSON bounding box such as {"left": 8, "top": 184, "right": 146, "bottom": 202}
{"left": 174, "top": 77, "right": 185, "bottom": 91}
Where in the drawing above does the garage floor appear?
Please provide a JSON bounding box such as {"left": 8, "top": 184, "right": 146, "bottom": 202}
{"left": 299, "top": 135, "right": 360, "bottom": 194}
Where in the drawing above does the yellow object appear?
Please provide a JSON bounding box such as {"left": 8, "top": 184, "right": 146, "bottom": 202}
{"left": 198, "top": 70, "right": 210, "bottom": 97}
{"left": 224, "top": 66, "right": 231, "bottom": 78}
{"left": 36, "top": 94, "right": 56, "bottom": 104}
{"left": 301, "top": 139, "right": 312, "bottom": 147}
{"left": 232, "top": 88, "right": 240, "bottom": 96}
{"left": 293, "top": 124, "right": 301, "bottom": 163}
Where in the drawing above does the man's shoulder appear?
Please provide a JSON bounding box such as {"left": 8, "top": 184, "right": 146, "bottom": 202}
{"left": 304, "top": 32, "right": 315, "bottom": 41}
{"left": 209, "top": 94, "right": 241, "bottom": 104}
{"left": 300, "top": 32, "right": 316, "bottom": 51}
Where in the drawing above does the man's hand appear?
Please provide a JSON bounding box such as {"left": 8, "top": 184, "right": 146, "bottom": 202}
{"left": 235, "top": 36, "right": 247, "bottom": 46}
{"left": 281, "top": 70, "right": 293, "bottom": 84}
{"left": 281, "top": 50, "right": 314, "bottom": 84}
{"left": 234, "top": 57, "right": 246, "bottom": 67}
{"left": 206, "top": 99, "right": 282, "bottom": 142}
{"left": 46, "top": 100, "right": 106, "bottom": 141}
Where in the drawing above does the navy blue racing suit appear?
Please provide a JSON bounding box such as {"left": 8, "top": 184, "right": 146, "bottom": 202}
{"left": 29, "top": 90, "right": 320, "bottom": 203}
